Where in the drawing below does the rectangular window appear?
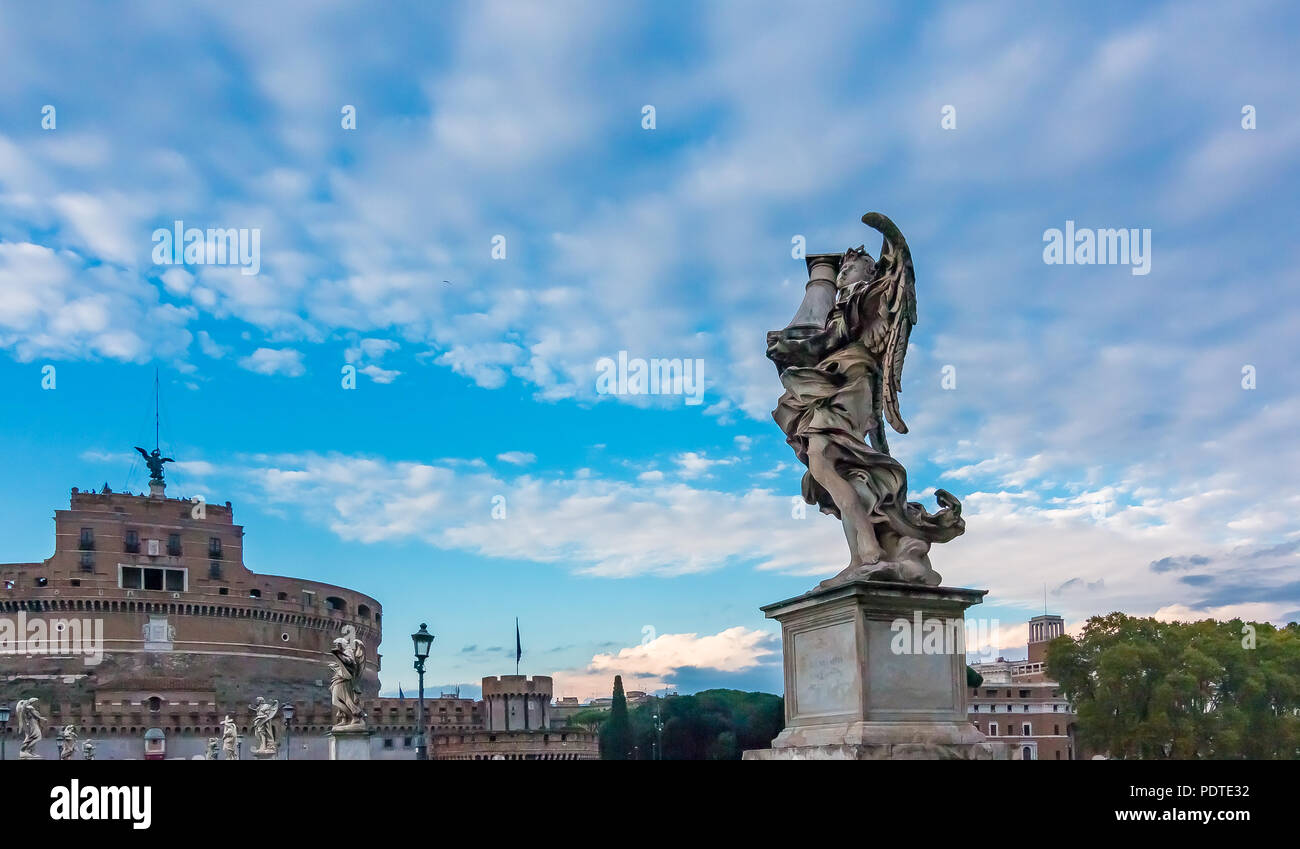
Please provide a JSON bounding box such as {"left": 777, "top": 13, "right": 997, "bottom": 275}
{"left": 79, "top": 528, "right": 94, "bottom": 550}
{"left": 124, "top": 529, "right": 140, "bottom": 553}
{"left": 989, "top": 723, "right": 998, "bottom": 736}
{"left": 167, "top": 534, "right": 182, "bottom": 556}
{"left": 80, "top": 552, "right": 95, "bottom": 571}
{"left": 1022, "top": 723, "right": 1031, "bottom": 736}
{"left": 209, "top": 561, "right": 222, "bottom": 579}
{"left": 120, "top": 566, "right": 185, "bottom": 592}
{"left": 208, "top": 537, "right": 222, "bottom": 558}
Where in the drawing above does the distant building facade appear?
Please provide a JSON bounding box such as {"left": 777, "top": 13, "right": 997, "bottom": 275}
{"left": 0, "top": 479, "right": 594, "bottom": 760}
{"left": 968, "top": 614, "right": 1079, "bottom": 760}
{"left": 0, "top": 482, "right": 387, "bottom": 758}
{"left": 431, "top": 675, "right": 599, "bottom": 760}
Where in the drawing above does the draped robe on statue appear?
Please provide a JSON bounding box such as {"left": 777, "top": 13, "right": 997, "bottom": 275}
{"left": 771, "top": 278, "right": 964, "bottom": 584}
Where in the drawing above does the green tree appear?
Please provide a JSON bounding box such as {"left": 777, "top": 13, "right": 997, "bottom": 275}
{"left": 1048, "top": 613, "right": 1300, "bottom": 759}
{"left": 599, "top": 675, "right": 632, "bottom": 760}
{"left": 627, "top": 689, "right": 784, "bottom": 760}
{"left": 567, "top": 708, "right": 607, "bottom": 732}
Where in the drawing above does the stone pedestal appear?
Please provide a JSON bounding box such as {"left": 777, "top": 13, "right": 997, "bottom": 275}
{"left": 252, "top": 748, "right": 278, "bottom": 760}
{"left": 328, "top": 729, "right": 371, "bottom": 760}
{"left": 743, "top": 579, "right": 1007, "bottom": 760}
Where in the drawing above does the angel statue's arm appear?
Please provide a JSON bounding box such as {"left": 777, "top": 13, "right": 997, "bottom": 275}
{"left": 766, "top": 316, "right": 853, "bottom": 370}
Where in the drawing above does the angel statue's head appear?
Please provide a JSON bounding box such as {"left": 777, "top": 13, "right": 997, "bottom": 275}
{"left": 836, "top": 245, "right": 875, "bottom": 290}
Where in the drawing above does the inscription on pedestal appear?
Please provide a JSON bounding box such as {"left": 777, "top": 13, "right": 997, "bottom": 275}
{"left": 793, "top": 621, "right": 856, "bottom": 717}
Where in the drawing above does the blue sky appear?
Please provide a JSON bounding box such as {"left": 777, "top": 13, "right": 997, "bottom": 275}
{"left": 1, "top": 0, "right": 1298, "bottom": 700}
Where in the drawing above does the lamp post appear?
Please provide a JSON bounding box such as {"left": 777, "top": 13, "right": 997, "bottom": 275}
{"left": 653, "top": 709, "right": 663, "bottom": 760}
{"left": 282, "top": 703, "right": 295, "bottom": 760}
{"left": 0, "top": 703, "right": 10, "bottom": 762}
{"left": 411, "top": 623, "right": 435, "bottom": 760}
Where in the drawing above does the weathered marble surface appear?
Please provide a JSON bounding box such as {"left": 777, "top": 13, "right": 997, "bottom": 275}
{"left": 328, "top": 729, "right": 372, "bottom": 761}
{"left": 744, "top": 578, "right": 1006, "bottom": 760}
{"left": 249, "top": 696, "right": 281, "bottom": 756}
{"left": 328, "top": 624, "right": 368, "bottom": 732}
{"left": 766, "top": 213, "right": 965, "bottom": 586}
{"left": 16, "top": 698, "right": 45, "bottom": 759}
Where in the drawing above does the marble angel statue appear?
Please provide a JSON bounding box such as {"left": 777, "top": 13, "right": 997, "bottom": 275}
{"left": 248, "top": 696, "right": 280, "bottom": 755}
{"left": 767, "top": 212, "right": 965, "bottom": 587}
{"left": 16, "top": 698, "right": 47, "bottom": 759}
{"left": 328, "top": 624, "right": 367, "bottom": 731}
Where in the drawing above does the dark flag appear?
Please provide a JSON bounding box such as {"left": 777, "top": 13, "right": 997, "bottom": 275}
{"left": 399, "top": 685, "right": 404, "bottom": 701}
{"left": 515, "top": 617, "right": 522, "bottom": 674}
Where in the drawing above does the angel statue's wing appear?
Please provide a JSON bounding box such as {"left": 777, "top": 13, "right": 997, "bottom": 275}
{"left": 135, "top": 446, "right": 150, "bottom": 461}
{"left": 862, "top": 212, "right": 917, "bottom": 434}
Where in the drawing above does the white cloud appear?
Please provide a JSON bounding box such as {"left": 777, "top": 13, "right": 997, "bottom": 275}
{"left": 238, "top": 347, "right": 305, "bottom": 377}
{"left": 551, "top": 627, "right": 776, "bottom": 701}
{"left": 672, "top": 452, "right": 737, "bottom": 480}
{"left": 0, "top": 241, "right": 189, "bottom": 362}
{"left": 359, "top": 364, "right": 400, "bottom": 384}
{"left": 196, "top": 330, "right": 226, "bottom": 359}
{"left": 496, "top": 451, "right": 536, "bottom": 466}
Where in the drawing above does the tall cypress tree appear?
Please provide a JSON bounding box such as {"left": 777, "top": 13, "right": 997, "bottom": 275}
{"left": 600, "top": 675, "right": 632, "bottom": 760}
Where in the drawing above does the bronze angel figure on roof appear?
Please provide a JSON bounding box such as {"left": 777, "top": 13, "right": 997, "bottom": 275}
{"left": 134, "top": 446, "right": 174, "bottom": 483}
{"left": 767, "top": 212, "right": 964, "bottom": 587}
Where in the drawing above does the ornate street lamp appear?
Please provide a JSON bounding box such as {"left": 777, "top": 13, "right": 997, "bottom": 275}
{"left": 0, "top": 703, "right": 10, "bottom": 762}
{"left": 412, "top": 623, "right": 435, "bottom": 760}
{"left": 282, "top": 703, "right": 295, "bottom": 760}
